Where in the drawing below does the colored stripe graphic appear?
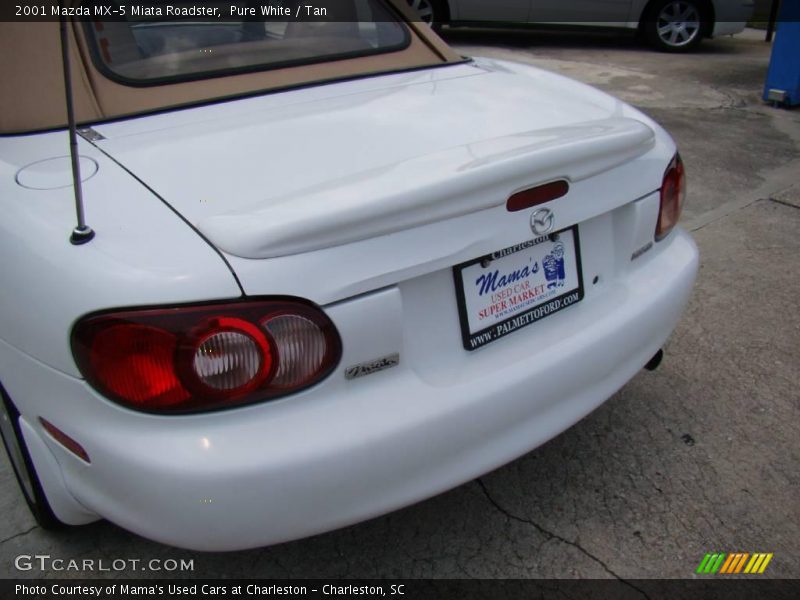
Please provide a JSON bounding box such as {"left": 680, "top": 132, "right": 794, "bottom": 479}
{"left": 745, "top": 554, "right": 762, "bottom": 574}
{"left": 696, "top": 553, "right": 713, "bottom": 574}
{"left": 744, "top": 553, "right": 774, "bottom": 574}
{"left": 719, "top": 554, "right": 736, "bottom": 574}
{"left": 711, "top": 553, "right": 726, "bottom": 573}
{"left": 733, "top": 553, "right": 750, "bottom": 573}
{"left": 759, "top": 553, "right": 774, "bottom": 573}
{"left": 698, "top": 552, "right": 774, "bottom": 575}
{"left": 720, "top": 553, "right": 748, "bottom": 574}
{"left": 697, "top": 553, "right": 727, "bottom": 574}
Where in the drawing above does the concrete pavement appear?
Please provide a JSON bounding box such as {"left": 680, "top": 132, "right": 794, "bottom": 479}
{"left": 1, "top": 28, "right": 798, "bottom": 581}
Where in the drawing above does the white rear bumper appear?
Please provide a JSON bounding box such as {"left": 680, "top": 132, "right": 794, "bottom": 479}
{"left": 7, "top": 228, "right": 697, "bottom": 551}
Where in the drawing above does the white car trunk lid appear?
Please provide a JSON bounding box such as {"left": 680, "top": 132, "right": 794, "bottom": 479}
{"left": 199, "top": 116, "right": 652, "bottom": 258}
{"left": 92, "top": 62, "right": 654, "bottom": 256}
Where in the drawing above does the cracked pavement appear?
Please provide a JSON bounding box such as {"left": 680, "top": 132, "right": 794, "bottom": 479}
{"left": 1, "top": 29, "right": 798, "bottom": 580}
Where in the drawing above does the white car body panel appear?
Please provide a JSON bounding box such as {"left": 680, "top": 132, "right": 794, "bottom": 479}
{"left": 90, "top": 60, "right": 674, "bottom": 307}
{"left": 0, "top": 135, "right": 241, "bottom": 377}
{"left": 2, "top": 227, "right": 697, "bottom": 548}
{"left": 0, "top": 55, "right": 699, "bottom": 549}
{"left": 199, "top": 117, "right": 652, "bottom": 259}
{"left": 93, "top": 62, "right": 656, "bottom": 261}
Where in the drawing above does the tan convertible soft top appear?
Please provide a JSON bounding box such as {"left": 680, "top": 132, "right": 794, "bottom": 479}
{"left": 0, "top": 0, "right": 461, "bottom": 134}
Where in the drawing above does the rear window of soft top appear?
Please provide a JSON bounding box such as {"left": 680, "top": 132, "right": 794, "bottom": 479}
{"left": 86, "top": 0, "right": 409, "bottom": 85}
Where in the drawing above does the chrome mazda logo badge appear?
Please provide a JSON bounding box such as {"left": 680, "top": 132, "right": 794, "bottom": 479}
{"left": 530, "top": 208, "right": 555, "bottom": 236}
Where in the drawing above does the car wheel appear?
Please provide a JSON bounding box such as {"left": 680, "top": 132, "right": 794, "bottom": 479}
{"left": 406, "top": 0, "right": 447, "bottom": 30}
{"left": 0, "top": 386, "right": 64, "bottom": 529}
{"left": 643, "top": 0, "right": 705, "bottom": 52}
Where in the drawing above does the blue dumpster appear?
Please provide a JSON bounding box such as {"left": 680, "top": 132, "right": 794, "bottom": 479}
{"left": 764, "top": 1, "right": 800, "bottom": 106}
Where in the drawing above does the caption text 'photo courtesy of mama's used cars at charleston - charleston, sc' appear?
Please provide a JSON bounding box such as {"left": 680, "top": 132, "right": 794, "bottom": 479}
{"left": 0, "top": 0, "right": 698, "bottom": 551}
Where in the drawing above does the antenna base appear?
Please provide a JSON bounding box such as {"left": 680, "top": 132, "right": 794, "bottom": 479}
{"left": 70, "top": 226, "right": 95, "bottom": 245}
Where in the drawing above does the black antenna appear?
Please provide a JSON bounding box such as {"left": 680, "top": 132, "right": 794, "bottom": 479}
{"left": 59, "top": 7, "right": 95, "bottom": 245}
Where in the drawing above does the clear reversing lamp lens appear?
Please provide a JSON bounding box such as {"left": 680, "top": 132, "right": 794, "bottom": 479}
{"left": 263, "top": 314, "right": 327, "bottom": 388}
{"left": 193, "top": 331, "right": 264, "bottom": 391}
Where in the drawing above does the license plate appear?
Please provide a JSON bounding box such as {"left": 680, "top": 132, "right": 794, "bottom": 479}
{"left": 453, "top": 227, "right": 584, "bottom": 351}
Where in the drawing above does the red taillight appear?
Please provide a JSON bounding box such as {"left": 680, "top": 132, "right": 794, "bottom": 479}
{"left": 656, "top": 154, "right": 686, "bottom": 241}
{"left": 72, "top": 299, "right": 341, "bottom": 414}
{"left": 89, "top": 324, "right": 189, "bottom": 407}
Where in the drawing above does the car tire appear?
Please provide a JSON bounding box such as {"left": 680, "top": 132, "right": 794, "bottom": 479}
{"left": 0, "top": 385, "right": 65, "bottom": 530}
{"left": 642, "top": 0, "right": 706, "bottom": 52}
{"left": 406, "top": 0, "right": 448, "bottom": 31}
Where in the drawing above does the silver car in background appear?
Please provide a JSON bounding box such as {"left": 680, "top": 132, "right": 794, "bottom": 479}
{"left": 407, "top": 0, "right": 755, "bottom": 51}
